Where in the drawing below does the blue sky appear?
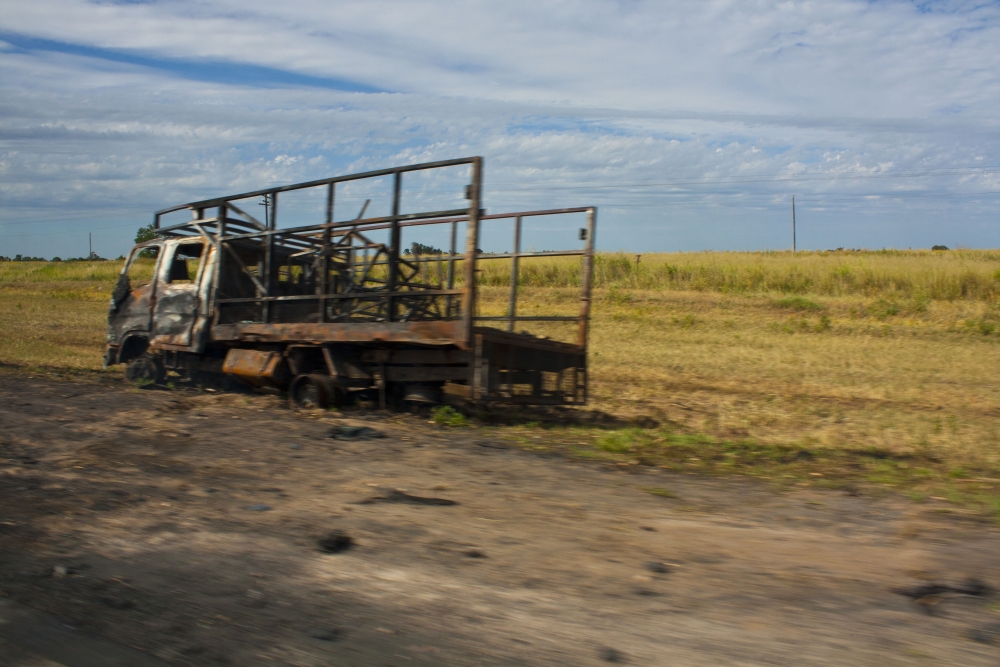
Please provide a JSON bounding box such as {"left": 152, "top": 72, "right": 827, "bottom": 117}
{"left": 1, "top": 0, "right": 999, "bottom": 258}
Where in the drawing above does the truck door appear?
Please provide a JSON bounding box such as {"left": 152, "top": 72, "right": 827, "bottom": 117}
{"left": 151, "top": 240, "right": 207, "bottom": 348}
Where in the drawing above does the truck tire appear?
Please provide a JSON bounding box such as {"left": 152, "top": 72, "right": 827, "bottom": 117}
{"left": 126, "top": 354, "right": 165, "bottom": 385}
{"left": 289, "top": 374, "right": 330, "bottom": 410}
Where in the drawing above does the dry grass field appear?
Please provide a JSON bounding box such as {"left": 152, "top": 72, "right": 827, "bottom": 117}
{"left": 3, "top": 250, "right": 1000, "bottom": 517}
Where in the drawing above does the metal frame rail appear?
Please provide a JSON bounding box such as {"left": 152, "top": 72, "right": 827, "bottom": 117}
{"left": 152, "top": 157, "right": 596, "bottom": 350}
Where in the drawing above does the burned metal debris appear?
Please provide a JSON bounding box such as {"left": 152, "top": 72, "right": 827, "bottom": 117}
{"left": 105, "top": 157, "right": 596, "bottom": 409}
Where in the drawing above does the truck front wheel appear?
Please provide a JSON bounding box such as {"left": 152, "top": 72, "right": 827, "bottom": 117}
{"left": 126, "top": 354, "right": 165, "bottom": 385}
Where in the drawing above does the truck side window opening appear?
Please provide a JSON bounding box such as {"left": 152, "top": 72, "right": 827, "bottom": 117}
{"left": 168, "top": 243, "right": 204, "bottom": 284}
{"left": 126, "top": 245, "right": 160, "bottom": 288}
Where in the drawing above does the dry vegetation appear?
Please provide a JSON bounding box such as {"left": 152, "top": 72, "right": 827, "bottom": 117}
{"left": 3, "top": 250, "right": 1000, "bottom": 516}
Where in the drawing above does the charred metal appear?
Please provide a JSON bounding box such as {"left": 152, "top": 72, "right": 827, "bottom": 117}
{"left": 105, "top": 157, "right": 597, "bottom": 409}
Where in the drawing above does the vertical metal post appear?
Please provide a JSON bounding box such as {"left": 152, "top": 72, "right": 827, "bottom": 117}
{"left": 262, "top": 192, "right": 276, "bottom": 322}
{"left": 325, "top": 183, "right": 334, "bottom": 226}
{"left": 387, "top": 171, "right": 402, "bottom": 322}
{"left": 792, "top": 195, "right": 796, "bottom": 252}
{"left": 507, "top": 216, "right": 522, "bottom": 332}
{"left": 209, "top": 204, "right": 226, "bottom": 326}
{"left": 445, "top": 220, "right": 457, "bottom": 317}
{"left": 154, "top": 213, "right": 161, "bottom": 230}
{"left": 578, "top": 207, "right": 597, "bottom": 349}
{"left": 447, "top": 221, "right": 457, "bottom": 288}
{"left": 461, "top": 158, "right": 483, "bottom": 346}
{"left": 320, "top": 183, "right": 334, "bottom": 322}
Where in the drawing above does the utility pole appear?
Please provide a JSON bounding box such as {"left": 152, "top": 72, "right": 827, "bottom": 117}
{"left": 89, "top": 232, "right": 92, "bottom": 259}
{"left": 259, "top": 195, "right": 271, "bottom": 228}
{"left": 791, "top": 196, "right": 796, "bottom": 252}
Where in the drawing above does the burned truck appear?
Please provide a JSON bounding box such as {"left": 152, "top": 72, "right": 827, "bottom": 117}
{"left": 105, "top": 157, "right": 596, "bottom": 409}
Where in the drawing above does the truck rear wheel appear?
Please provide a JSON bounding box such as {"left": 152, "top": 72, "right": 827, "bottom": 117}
{"left": 289, "top": 374, "right": 331, "bottom": 410}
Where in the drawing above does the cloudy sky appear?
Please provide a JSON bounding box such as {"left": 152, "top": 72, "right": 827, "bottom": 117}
{"left": 1, "top": 0, "right": 998, "bottom": 258}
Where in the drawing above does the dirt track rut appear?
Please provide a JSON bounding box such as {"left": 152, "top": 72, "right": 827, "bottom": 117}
{"left": 1, "top": 372, "right": 998, "bottom": 666}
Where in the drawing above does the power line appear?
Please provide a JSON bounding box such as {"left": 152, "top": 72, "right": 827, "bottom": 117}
{"left": 4, "top": 189, "right": 999, "bottom": 238}
{"left": 489, "top": 171, "right": 1000, "bottom": 193}
{"left": 0, "top": 207, "right": 148, "bottom": 227}
{"left": 3, "top": 164, "right": 998, "bottom": 239}
{"left": 0, "top": 222, "right": 139, "bottom": 239}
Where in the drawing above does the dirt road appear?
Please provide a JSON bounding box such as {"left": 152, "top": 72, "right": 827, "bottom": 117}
{"left": 0, "top": 372, "right": 998, "bottom": 666}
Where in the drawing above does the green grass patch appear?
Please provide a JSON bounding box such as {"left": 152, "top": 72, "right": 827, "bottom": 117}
{"left": 498, "top": 424, "right": 1000, "bottom": 521}
{"left": 597, "top": 428, "right": 651, "bottom": 452}
{"left": 431, "top": 405, "right": 469, "bottom": 427}
{"left": 644, "top": 487, "right": 679, "bottom": 499}
{"left": 773, "top": 296, "right": 826, "bottom": 311}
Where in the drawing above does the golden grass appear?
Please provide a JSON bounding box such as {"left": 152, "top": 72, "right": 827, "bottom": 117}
{"left": 0, "top": 259, "right": 158, "bottom": 369}
{"left": 3, "top": 253, "right": 1000, "bottom": 514}
{"left": 0, "top": 281, "right": 110, "bottom": 369}
{"left": 477, "top": 248, "right": 1000, "bottom": 300}
{"left": 0, "top": 260, "right": 126, "bottom": 283}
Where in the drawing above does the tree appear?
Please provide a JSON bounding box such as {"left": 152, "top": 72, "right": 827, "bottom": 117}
{"left": 135, "top": 223, "right": 160, "bottom": 258}
{"left": 135, "top": 223, "right": 158, "bottom": 244}
{"left": 406, "top": 241, "right": 444, "bottom": 256}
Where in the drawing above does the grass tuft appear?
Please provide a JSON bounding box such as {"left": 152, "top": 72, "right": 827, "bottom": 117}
{"left": 597, "top": 428, "right": 648, "bottom": 452}
{"left": 773, "top": 296, "right": 826, "bottom": 311}
{"left": 432, "top": 405, "right": 469, "bottom": 427}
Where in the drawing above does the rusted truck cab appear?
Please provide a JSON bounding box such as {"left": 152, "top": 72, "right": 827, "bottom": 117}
{"left": 106, "top": 157, "right": 596, "bottom": 409}
{"left": 106, "top": 237, "right": 214, "bottom": 380}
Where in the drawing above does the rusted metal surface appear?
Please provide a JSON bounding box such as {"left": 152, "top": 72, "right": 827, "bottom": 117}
{"left": 507, "top": 216, "right": 521, "bottom": 332}
{"left": 153, "top": 157, "right": 481, "bottom": 217}
{"left": 222, "top": 349, "right": 286, "bottom": 384}
{"left": 107, "top": 156, "right": 596, "bottom": 406}
{"left": 214, "top": 321, "right": 466, "bottom": 347}
{"left": 578, "top": 208, "right": 597, "bottom": 348}
{"left": 469, "top": 330, "right": 586, "bottom": 404}
{"left": 361, "top": 349, "right": 470, "bottom": 365}
{"left": 105, "top": 243, "right": 160, "bottom": 367}
{"left": 461, "top": 157, "right": 483, "bottom": 347}
{"left": 317, "top": 347, "right": 371, "bottom": 382}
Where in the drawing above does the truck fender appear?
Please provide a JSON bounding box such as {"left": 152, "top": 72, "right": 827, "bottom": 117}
{"left": 117, "top": 334, "right": 150, "bottom": 365}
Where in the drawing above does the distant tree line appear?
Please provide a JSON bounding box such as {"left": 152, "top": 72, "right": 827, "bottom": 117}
{"left": 403, "top": 242, "right": 486, "bottom": 255}
{"left": 0, "top": 252, "right": 117, "bottom": 262}
{"left": 0, "top": 224, "right": 161, "bottom": 262}
{"left": 404, "top": 242, "right": 445, "bottom": 255}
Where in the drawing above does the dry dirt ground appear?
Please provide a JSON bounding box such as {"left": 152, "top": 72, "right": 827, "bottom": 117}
{"left": 1, "top": 372, "right": 999, "bottom": 667}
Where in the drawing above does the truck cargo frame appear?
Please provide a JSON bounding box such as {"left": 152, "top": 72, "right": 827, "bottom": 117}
{"left": 105, "top": 157, "right": 597, "bottom": 408}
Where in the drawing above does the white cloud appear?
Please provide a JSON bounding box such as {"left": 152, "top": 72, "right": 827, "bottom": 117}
{"left": 0, "top": 0, "right": 998, "bottom": 256}
{"left": 5, "top": 0, "right": 999, "bottom": 113}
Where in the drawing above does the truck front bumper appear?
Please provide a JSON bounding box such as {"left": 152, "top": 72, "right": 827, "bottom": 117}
{"left": 103, "top": 345, "right": 119, "bottom": 370}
